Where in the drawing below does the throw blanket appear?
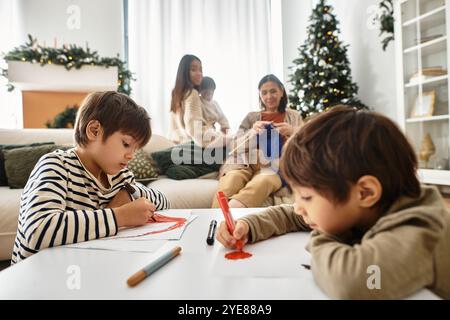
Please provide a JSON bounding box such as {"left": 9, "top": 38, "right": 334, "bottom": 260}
{"left": 257, "top": 123, "right": 283, "bottom": 161}
{"left": 151, "top": 142, "right": 224, "bottom": 180}
{"left": 257, "top": 124, "right": 287, "bottom": 187}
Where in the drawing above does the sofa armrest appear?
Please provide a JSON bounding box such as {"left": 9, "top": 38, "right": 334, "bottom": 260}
{"left": 142, "top": 134, "right": 175, "bottom": 154}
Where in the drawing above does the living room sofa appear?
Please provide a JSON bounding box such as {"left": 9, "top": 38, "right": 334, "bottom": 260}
{"left": 0, "top": 128, "right": 293, "bottom": 261}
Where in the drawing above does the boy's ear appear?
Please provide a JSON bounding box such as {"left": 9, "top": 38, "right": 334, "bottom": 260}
{"left": 356, "top": 175, "right": 382, "bottom": 208}
{"left": 86, "top": 120, "right": 102, "bottom": 141}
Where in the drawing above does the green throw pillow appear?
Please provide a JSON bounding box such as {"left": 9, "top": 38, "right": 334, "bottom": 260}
{"left": 3, "top": 144, "right": 71, "bottom": 189}
{"left": 127, "top": 149, "right": 159, "bottom": 183}
{"left": 0, "top": 142, "right": 55, "bottom": 186}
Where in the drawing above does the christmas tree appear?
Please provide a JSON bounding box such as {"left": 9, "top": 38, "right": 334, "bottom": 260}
{"left": 288, "top": 0, "right": 366, "bottom": 119}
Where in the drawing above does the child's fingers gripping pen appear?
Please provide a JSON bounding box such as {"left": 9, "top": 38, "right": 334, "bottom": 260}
{"left": 124, "top": 182, "right": 156, "bottom": 222}
{"left": 216, "top": 192, "right": 244, "bottom": 250}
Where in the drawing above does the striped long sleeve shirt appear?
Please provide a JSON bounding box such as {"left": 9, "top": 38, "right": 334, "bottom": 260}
{"left": 12, "top": 148, "right": 170, "bottom": 264}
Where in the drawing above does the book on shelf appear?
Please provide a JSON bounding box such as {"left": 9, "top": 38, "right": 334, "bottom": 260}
{"left": 408, "top": 67, "right": 447, "bottom": 85}
{"left": 415, "top": 34, "right": 444, "bottom": 44}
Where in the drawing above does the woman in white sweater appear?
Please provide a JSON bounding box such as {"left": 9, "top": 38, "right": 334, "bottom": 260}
{"left": 160, "top": 55, "right": 228, "bottom": 179}
{"left": 169, "top": 55, "right": 228, "bottom": 148}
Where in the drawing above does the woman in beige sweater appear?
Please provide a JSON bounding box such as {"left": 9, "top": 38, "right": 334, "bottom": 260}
{"left": 212, "top": 74, "right": 303, "bottom": 208}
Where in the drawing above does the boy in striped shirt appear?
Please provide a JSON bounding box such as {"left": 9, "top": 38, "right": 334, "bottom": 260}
{"left": 12, "top": 91, "right": 170, "bottom": 264}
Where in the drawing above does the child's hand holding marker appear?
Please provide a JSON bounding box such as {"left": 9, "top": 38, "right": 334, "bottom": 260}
{"left": 216, "top": 219, "right": 249, "bottom": 250}
{"left": 113, "top": 182, "right": 156, "bottom": 228}
{"left": 114, "top": 198, "right": 156, "bottom": 227}
{"left": 216, "top": 191, "right": 252, "bottom": 259}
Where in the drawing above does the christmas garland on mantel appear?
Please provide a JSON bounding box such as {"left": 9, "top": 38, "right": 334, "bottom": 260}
{"left": 1, "top": 34, "right": 134, "bottom": 95}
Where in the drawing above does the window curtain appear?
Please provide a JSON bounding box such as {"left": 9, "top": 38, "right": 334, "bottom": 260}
{"left": 128, "top": 0, "right": 279, "bottom": 135}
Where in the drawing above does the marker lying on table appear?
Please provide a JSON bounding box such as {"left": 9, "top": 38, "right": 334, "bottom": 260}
{"left": 206, "top": 220, "right": 217, "bottom": 245}
{"left": 127, "top": 246, "right": 182, "bottom": 287}
{"left": 216, "top": 192, "right": 243, "bottom": 250}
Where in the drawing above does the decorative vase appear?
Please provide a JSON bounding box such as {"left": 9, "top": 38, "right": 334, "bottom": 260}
{"left": 419, "top": 133, "right": 436, "bottom": 169}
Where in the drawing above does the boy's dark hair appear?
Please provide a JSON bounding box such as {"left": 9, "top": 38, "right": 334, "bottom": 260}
{"left": 258, "top": 74, "right": 288, "bottom": 113}
{"left": 74, "top": 91, "right": 151, "bottom": 148}
{"left": 200, "top": 76, "right": 216, "bottom": 91}
{"left": 281, "top": 105, "right": 421, "bottom": 212}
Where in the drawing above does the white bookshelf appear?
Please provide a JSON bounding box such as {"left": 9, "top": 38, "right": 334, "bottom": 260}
{"left": 395, "top": 0, "right": 450, "bottom": 185}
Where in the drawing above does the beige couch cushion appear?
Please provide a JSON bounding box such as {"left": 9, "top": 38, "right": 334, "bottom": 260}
{"left": 0, "top": 128, "right": 174, "bottom": 152}
{"left": 148, "top": 177, "right": 218, "bottom": 209}
{"left": 0, "top": 129, "right": 75, "bottom": 145}
{"left": 142, "top": 134, "right": 174, "bottom": 154}
{"left": 0, "top": 187, "right": 22, "bottom": 261}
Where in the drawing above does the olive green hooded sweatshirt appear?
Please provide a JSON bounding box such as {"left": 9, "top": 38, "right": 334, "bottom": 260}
{"left": 241, "top": 185, "right": 450, "bottom": 299}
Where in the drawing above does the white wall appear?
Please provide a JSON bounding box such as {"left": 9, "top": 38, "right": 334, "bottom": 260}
{"left": 19, "top": 0, "right": 124, "bottom": 57}
{"left": 0, "top": 0, "right": 25, "bottom": 129}
{"left": 281, "top": 0, "right": 398, "bottom": 121}
{"left": 281, "top": 0, "right": 310, "bottom": 93}
{"left": 0, "top": 0, "right": 124, "bottom": 129}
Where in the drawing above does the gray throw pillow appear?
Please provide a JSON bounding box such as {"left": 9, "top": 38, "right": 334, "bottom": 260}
{"left": 0, "top": 142, "right": 55, "bottom": 186}
{"left": 3, "top": 145, "right": 71, "bottom": 189}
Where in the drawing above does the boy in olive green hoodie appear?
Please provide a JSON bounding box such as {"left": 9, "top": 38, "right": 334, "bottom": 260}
{"left": 216, "top": 106, "right": 450, "bottom": 299}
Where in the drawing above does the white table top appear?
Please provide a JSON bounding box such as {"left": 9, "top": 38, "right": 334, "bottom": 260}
{"left": 0, "top": 209, "right": 440, "bottom": 300}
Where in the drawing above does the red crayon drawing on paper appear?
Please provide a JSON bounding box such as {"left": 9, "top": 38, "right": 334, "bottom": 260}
{"left": 224, "top": 239, "right": 252, "bottom": 260}
{"left": 146, "top": 213, "right": 187, "bottom": 235}
{"left": 115, "top": 213, "right": 187, "bottom": 239}
{"left": 225, "top": 251, "right": 253, "bottom": 260}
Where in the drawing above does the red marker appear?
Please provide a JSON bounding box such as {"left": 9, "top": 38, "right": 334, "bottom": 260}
{"left": 216, "top": 192, "right": 243, "bottom": 250}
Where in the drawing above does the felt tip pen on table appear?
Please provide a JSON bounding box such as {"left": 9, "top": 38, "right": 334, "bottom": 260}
{"left": 301, "top": 264, "right": 311, "bottom": 270}
{"left": 206, "top": 220, "right": 217, "bottom": 245}
{"left": 216, "top": 192, "right": 243, "bottom": 250}
{"left": 127, "top": 246, "right": 182, "bottom": 287}
{"left": 124, "top": 182, "right": 140, "bottom": 200}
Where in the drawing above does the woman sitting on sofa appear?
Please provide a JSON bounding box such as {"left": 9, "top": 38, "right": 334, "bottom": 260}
{"left": 169, "top": 54, "right": 229, "bottom": 148}
{"left": 212, "top": 74, "right": 303, "bottom": 208}
{"left": 152, "top": 55, "right": 230, "bottom": 180}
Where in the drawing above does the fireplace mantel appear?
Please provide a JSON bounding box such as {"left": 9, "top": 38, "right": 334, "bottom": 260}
{"left": 7, "top": 61, "right": 118, "bottom": 92}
